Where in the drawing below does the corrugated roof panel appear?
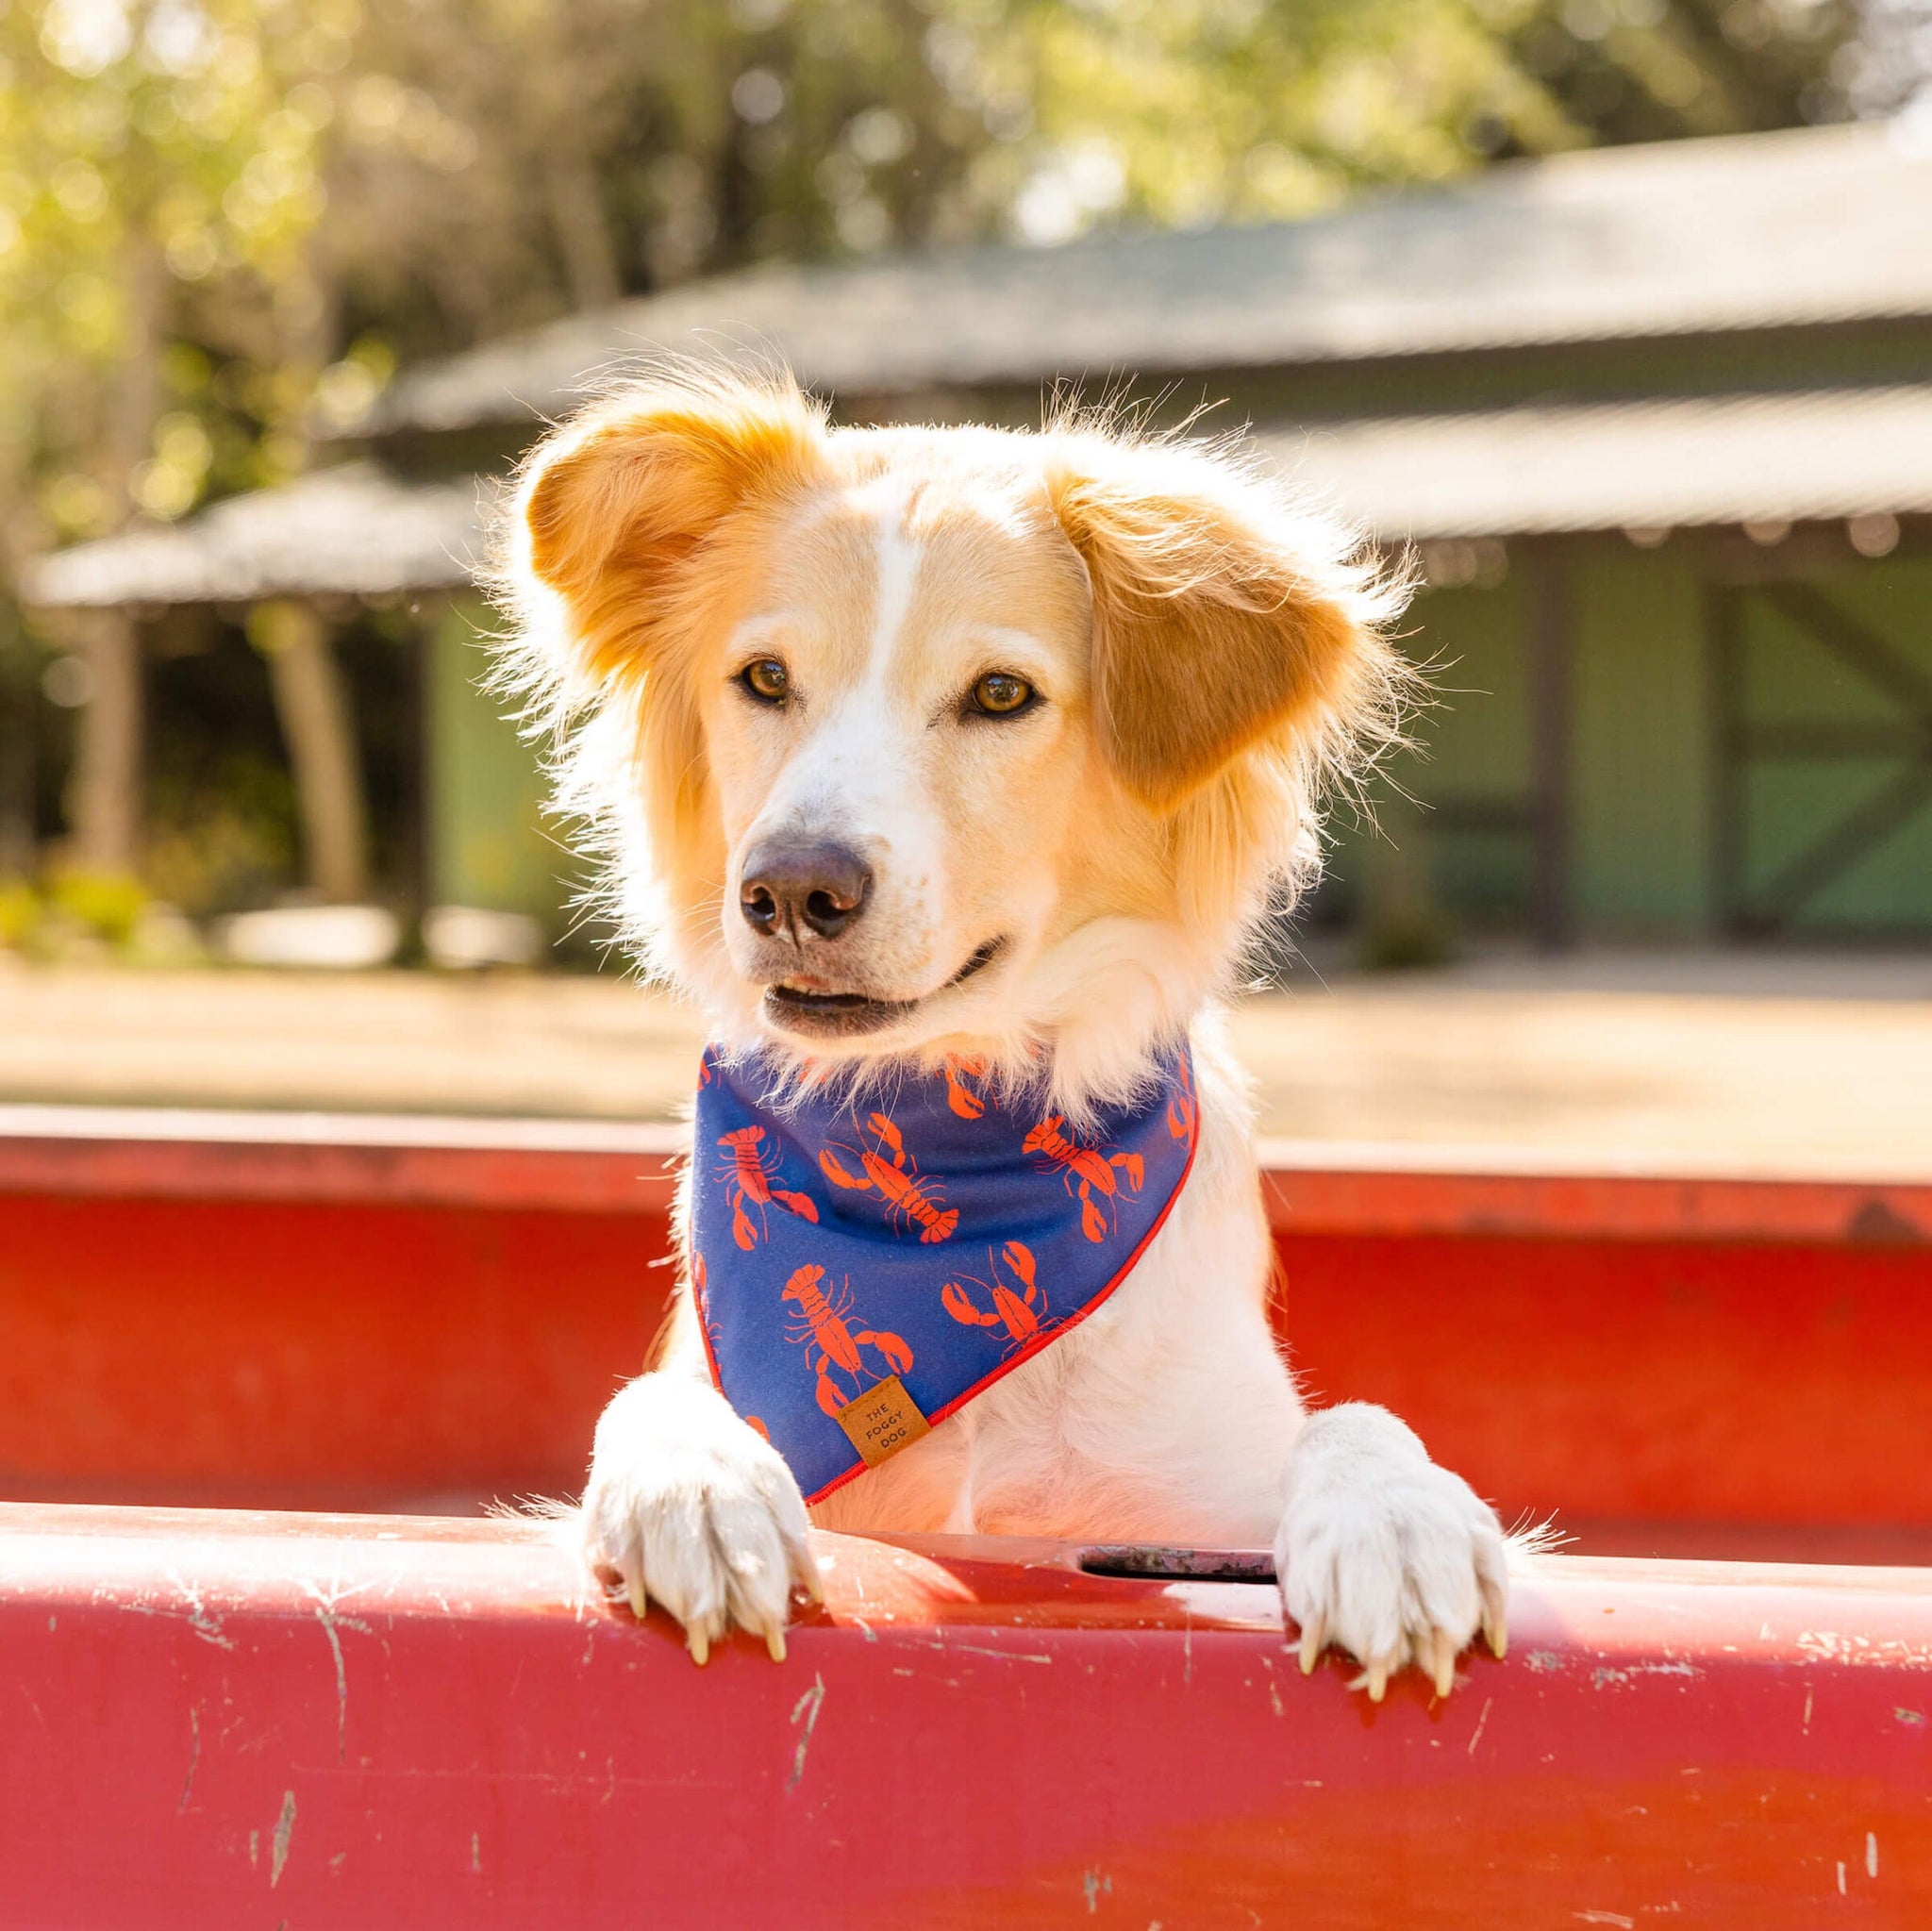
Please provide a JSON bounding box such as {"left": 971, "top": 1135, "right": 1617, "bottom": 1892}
{"left": 25, "top": 467, "right": 494, "bottom": 608}
{"left": 1267, "top": 386, "right": 1932, "bottom": 539}
{"left": 25, "top": 386, "right": 1932, "bottom": 608}
{"left": 371, "top": 123, "right": 1932, "bottom": 436}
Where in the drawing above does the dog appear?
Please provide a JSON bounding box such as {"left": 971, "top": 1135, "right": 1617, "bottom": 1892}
{"left": 501, "top": 364, "right": 1507, "bottom": 1697}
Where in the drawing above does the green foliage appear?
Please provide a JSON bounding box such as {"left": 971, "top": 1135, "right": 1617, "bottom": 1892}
{"left": 144, "top": 755, "right": 300, "bottom": 916}
{"left": 43, "top": 864, "right": 148, "bottom": 944}
{"left": 0, "top": 866, "right": 217, "bottom": 960}
{"left": 0, "top": 0, "right": 341, "bottom": 550}
{"left": 0, "top": 0, "right": 1881, "bottom": 576}
{"left": 0, "top": 875, "right": 36, "bottom": 947}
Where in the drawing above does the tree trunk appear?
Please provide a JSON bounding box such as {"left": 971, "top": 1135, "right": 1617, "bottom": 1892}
{"left": 0, "top": 617, "right": 34, "bottom": 876}
{"left": 260, "top": 602, "right": 370, "bottom": 904}
{"left": 66, "top": 611, "right": 144, "bottom": 874}
{"left": 65, "top": 237, "right": 165, "bottom": 876}
{"left": 542, "top": 141, "right": 624, "bottom": 309}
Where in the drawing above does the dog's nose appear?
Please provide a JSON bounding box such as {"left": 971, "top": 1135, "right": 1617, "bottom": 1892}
{"left": 739, "top": 839, "right": 873, "bottom": 941}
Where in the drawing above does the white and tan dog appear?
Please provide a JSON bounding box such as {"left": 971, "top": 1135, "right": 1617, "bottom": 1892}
{"left": 502, "top": 365, "right": 1507, "bottom": 1698}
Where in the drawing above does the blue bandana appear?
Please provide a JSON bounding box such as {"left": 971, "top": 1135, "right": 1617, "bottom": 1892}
{"left": 691, "top": 1044, "right": 1200, "bottom": 1502}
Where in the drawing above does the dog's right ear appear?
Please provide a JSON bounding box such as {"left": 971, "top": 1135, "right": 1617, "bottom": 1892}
{"left": 514, "top": 371, "right": 827, "bottom": 687}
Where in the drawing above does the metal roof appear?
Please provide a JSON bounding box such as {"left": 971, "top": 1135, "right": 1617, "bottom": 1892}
{"left": 1265, "top": 385, "right": 1932, "bottom": 539}
{"left": 26, "top": 384, "right": 1932, "bottom": 608}
{"left": 370, "top": 122, "right": 1932, "bottom": 436}
{"left": 25, "top": 465, "right": 493, "bottom": 608}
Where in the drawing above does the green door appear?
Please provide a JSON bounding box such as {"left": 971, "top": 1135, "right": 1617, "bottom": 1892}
{"left": 1709, "top": 559, "right": 1932, "bottom": 938}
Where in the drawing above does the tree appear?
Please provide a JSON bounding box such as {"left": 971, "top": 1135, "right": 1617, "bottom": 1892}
{"left": 0, "top": 0, "right": 1908, "bottom": 899}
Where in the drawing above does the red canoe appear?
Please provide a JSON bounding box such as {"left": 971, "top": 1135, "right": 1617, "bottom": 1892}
{"left": 1, "top": 1107, "right": 1928, "bottom": 1924}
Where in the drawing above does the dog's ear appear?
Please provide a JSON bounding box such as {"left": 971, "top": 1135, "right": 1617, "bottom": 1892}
{"left": 1047, "top": 442, "right": 1390, "bottom": 813}
{"left": 514, "top": 371, "right": 827, "bottom": 685}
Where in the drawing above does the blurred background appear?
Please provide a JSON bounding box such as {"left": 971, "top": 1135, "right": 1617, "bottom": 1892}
{"left": 1, "top": 0, "right": 1929, "bottom": 1162}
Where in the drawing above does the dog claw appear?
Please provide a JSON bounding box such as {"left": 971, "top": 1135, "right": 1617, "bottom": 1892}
{"left": 1480, "top": 1573, "right": 1509, "bottom": 1658}
{"left": 1342, "top": 1658, "right": 1391, "bottom": 1701}
{"left": 688, "top": 1627, "right": 710, "bottom": 1667}
{"left": 1297, "top": 1617, "right": 1326, "bottom": 1675}
{"left": 766, "top": 1627, "right": 787, "bottom": 1664}
{"left": 626, "top": 1576, "right": 647, "bottom": 1622}
{"left": 1430, "top": 1629, "right": 1457, "bottom": 1699}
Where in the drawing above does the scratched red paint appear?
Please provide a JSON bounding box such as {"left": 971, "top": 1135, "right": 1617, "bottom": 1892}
{"left": 1, "top": 1506, "right": 1929, "bottom": 1928}
{"left": 2, "top": 1121, "right": 1930, "bottom": 1923}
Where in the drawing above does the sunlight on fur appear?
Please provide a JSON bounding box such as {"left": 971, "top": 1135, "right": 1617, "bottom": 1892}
{"left": 493, "top": 361, "right": 1416, "bottom": 1116}
{"left": 493, "top": 358, "right": 1507, "bottom": 1701}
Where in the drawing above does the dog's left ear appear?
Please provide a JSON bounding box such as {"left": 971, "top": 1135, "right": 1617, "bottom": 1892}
{"left": 1047, "top": 444, "right": 1390, "bottom": 813}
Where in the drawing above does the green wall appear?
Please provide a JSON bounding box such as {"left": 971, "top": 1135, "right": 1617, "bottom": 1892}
{"left": 1728, "top": 557, "right": 1932, "bottom": 935}
{"left": 420, "top": 552, "right": 1930, "bottom": 946}
{"left": 1571, "top": 543, "right": 1713, "bottom": 935}
{"left": 1340, "top": 540, "right": 1931, "bottom": 942}
{"left": 425, "top": 596, "right": 565, "bottom": 923}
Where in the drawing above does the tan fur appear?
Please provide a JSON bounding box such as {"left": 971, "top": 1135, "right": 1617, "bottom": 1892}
{"left": 499, "top": 362, "right": 1507, "bottom": 1695}
{"left": 1045, "top": 434, "right": 1397, "bottom": 811}
{"left": 502, "top": 371, "right": 1407, "bottom": 1084}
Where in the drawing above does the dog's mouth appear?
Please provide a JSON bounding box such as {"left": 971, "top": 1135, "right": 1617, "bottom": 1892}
{"left": 762, "top": 939, "right": 1007, "bottom": 1038}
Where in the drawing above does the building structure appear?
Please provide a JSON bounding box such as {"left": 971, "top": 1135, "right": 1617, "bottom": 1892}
{"left": 29, "top": 120, "right": 1932, "bottom": 946}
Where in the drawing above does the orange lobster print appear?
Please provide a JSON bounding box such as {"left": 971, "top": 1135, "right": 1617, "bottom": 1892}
{"left": 818, "top": 1112, "right": 959, "bottom": 1242}
{"left": 781, "top": 1264, "right": 914, "bottom": 1418}
{"left": 715, "top": 1126, "right": 821, "bottom": 1251}
{"left": 941, "top": 1240, "right": 1047, "bottom": 1355}
{"left": 936, "top": 1054, "right": 989, "bottom": 1120}
{"left": 1024, "top": 1116, "right": 1145, "bottom": 1242}
{"left": 691, "top": 1247, "right": 725, "bottom": 1359}
{"left": 1166, "top": 1056, "right": 1198, "bottom": 1154}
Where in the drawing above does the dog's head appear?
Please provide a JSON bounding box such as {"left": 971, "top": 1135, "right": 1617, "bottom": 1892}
{"left": 505, "top": 366, "right": 1407, "bottom": 1100}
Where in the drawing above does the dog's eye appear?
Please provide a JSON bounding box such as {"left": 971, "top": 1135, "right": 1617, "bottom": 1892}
{"left": 971, "top": 673, "right": 1034, "bottom": 718}
{"left": 740, "top": 658, "right": 791, "bottom": 705}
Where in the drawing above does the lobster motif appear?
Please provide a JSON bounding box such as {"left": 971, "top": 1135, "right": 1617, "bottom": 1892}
{"left": 781, "top": 1264, "right": 914, "bottom": 1419}
{"left": 1166, "top": 1056, "right": 1198, "bottom": 1154}
{"left": 818, "top": 1113, "right": 958, "bottom": 1242}
{"left": 936, "top": 1054, "right": 989, "bottom": 1121}
{"left": 691, "top": 1247, "right": 725, "bottom": 1362}
{"left": 941, "top": 1240, "right": 1047, "bottom": 1354}
{"left": 1024, "top": 1115, "right": 1145, "bottom": 1242}
{"left": 715, "top": 1126, "right": 821, "bottom": 1251}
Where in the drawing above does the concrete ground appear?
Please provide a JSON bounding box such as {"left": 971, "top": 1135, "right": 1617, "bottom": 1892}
{"left": 4, "top": 946, "right": 1930, "bottom": 1177}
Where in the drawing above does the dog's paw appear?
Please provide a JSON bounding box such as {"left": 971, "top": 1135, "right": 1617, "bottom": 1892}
{"left": 580, "top": 1373, "right": 820, "bottom": 1665}
{"left": 1274, "top": 1402, "right": 1507, "bottom": 1701}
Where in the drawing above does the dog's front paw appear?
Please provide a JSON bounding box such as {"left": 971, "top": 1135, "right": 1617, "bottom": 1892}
{"left": 581, "top": 1373, "right": 820, "bottom": 1665}
{"left": 1274, "top": 1402, "right": 1507, "bottom": 1701}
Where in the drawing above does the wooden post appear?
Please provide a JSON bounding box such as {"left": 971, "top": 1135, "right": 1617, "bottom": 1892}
{"left": 255, "top": 601, "right": 370, "bottom": 904}
{"left": 0, "top": 621, "right": 33, "bottom": 876}
{"left": 65, "top": 611, "right": 144, "bottom": 875}
{"left": 1705, "top": 583, "right": 1745, "bottom": 938}
{"left": 60, "top": 237, "right": 164, "bottom": 881}
{"left": 1525, "top": 539, "right": 1574, "bottom": 951}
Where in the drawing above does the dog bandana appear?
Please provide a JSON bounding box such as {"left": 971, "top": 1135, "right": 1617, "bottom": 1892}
{"left": 691, "top": 1042, "right": 1201, "bottom": 1503}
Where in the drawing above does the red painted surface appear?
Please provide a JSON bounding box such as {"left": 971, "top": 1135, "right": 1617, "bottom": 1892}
{"left": 1276, "top": 1232, "right": 1932, "bottom": 1535}
{"left": 1, "top": 1111, "right": 1929, "bottom": 1555}
{"left": 3, "top": 1503, "right": 1929, "bottom": 1929}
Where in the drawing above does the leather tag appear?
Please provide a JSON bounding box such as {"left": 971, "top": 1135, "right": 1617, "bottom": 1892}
{"left": 835, "top": 1375, "right": 931, "bottom": 1468}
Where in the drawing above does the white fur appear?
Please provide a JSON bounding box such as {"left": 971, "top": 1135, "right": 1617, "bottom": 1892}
{"left": 591, "top": 1020, "right": 1507, "bottom": 1689}
{"left": 716, "top": 498, "right": 958, "bottom": 1020}
{"left": 579, "top": 1371, "right": 819, "bottom": 1665}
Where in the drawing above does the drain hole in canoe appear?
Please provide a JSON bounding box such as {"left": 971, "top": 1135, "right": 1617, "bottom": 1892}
{"left": 1080, "top": 1545, "right": 1278, "bottom": 1584}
